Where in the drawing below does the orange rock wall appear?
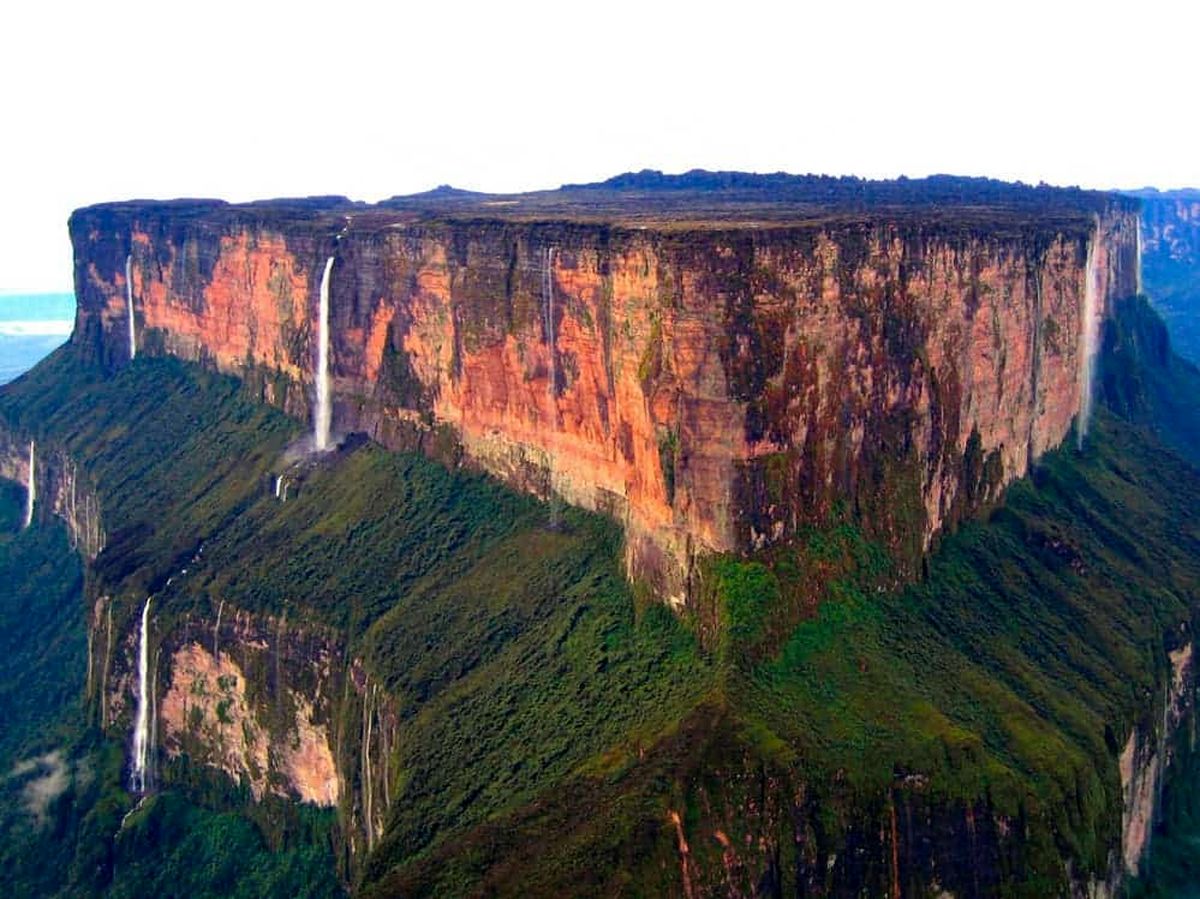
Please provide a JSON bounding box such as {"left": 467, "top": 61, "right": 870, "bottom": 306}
{"left": 70, "top": 206, "right": 1140, "bottom": 603}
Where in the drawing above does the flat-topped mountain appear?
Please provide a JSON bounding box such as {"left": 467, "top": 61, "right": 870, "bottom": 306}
{"left": 86, "top": 170, "right": 1133, "bottom": 231}
{"left": 70, "top": 172, "right": 1138, "bottom": 605}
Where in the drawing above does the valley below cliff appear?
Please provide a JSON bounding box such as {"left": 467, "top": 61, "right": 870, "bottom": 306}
{"left": 2, "top": 174, "right": 1200, "bottom": 897}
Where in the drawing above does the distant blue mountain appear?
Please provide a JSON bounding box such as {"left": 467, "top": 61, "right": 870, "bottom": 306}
{"left": 0, "top": 293, "right": 75, "bottom": 384}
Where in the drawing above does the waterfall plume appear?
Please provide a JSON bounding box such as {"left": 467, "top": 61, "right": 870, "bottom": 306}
{"left": 213, "top": 599, "right": 224, "bottom": 660}
{"left": 1136, "top": 221, "right": 1143, "bottom": 296}
{"left": 314, "top": 257, "right": 335, "bottom": 451}
{"left": 126, "top": 254, "right": 137, "bottom": 361}
{"left": 1077, "top": 230, "right": 1101, "bottom": 449}
{"left": 130, "top": 598, "right": 153, "bottom": 793}
{"left": 23, "top": 441, "right": 35, "bottom": 529}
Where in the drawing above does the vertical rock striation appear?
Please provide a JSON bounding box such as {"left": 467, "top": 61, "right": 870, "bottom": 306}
{"left": 67, "top": 179, "right": 1140, "bottom": 604}
{"left": 1130, "top": 188, "right": 1200, "bottom": 364}
{"left": 0, "top": 428, "right": 105, "bottom": 557}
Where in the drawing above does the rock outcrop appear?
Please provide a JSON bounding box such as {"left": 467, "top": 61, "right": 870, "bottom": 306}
{"left": 0, "top": 430, "right": 105, "bottom": 558}
{"left": 85, "top": 591, "right": 397, "bottom": 861}
{"left": 68, "top": 176, "right": 1140, "bottom": 604}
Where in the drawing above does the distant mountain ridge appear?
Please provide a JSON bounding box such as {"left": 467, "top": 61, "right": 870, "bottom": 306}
{"left": 1127, "top": 187, "right": 1200, "bottom": 364}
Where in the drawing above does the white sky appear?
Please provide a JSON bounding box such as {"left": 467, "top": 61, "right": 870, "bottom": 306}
{"left": 2, "top": 0, "right": 1197, "bottom": 291}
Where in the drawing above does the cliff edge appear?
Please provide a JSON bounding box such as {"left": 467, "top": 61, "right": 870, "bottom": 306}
{"left": 68, "top": 174, "right": 1140, "bottom": 605}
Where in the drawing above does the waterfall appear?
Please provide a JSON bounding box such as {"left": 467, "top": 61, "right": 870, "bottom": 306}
{"left": 274, "top": 475, "right": 283, "bottom": 500}
{"left": 125, "top": 254, "right": 137, "bottom": 361}
{"left": 213, "top": 599, "right": 224, "bottom": 659}
{"left": 23, "top": 440, "right": 35, "bottom": 529}
{"left": 314, "top": 257, "right": 335, "bottom": 451}
{"left": 130, "top": 598, "right": 152, "bottom": 793}
{"left": 1077, "top": 230, "right": 1101, "bottom": 449}
{"left": 1136, "top": 221, "right": 1144, "bottom": 296}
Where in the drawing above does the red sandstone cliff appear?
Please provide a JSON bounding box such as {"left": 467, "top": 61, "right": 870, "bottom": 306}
{"left": 68, "top": 179, "right": 1140, "bottom": 604}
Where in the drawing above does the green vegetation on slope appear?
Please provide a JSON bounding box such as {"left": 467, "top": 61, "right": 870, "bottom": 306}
{"left": 370, "top": 408, "right": 1200, "bottom": 897}
{"left": 0, "top": 353, "right": 341, "bottom": 896}
{"left": 0, "top": 479, "right": 84, "bottom": 767}
{"left": 367, "top": 296, "right": 1200, "bottom": 895}
{"left": 1143, "top": 245, "right": 1200, "bottom": 366}
{"left": 1100, "top": 294, "right": 1200, "bottom": 466}
{"left": 0, "top": 346, "right": 714, "bottom": 896}
{"left": 2, "top": 289, "right": 1198, "bottom": 896}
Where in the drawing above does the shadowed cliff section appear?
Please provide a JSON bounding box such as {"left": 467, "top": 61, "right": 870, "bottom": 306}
{"left": 1125, "top": 188, "right": 1200, "bottom": 366}
{"left": 1099, "top": 294, "right": 1200, "bottom": 467}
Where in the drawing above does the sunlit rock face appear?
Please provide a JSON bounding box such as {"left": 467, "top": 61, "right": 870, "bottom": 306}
{"left": 104, "top": 605, "right": 345, "bottom": 807}
{"left": 68, "top": 181, "right": 1139, "bottom": 603}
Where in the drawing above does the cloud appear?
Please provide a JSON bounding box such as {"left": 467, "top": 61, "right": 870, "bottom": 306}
{"left": 9, "top": 751, "right": 70, "bottom": 827}
{"left": 0, "top": 320, "right": 73, "bottom": 337}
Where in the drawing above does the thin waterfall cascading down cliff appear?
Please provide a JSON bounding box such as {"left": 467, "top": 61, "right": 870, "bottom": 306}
{"left": 23, "top": 440, "right": 35, "bottom": 529}
{"left": 1077, "top": 231, "right": 1101, "bottom": 449}
{"left": 314, "top": 257, "right": 335, "bottom": 452}
{"left": 130, "top": 597, "right": 152, "bottom": 793}
{"left": 1136, "top": 222, "right": 1143, "bottom": 296}
{"left": 23, "top": 440, "right": 35, "bottom": 528}
{"left": 125, "top": 254, "right": 137, "bottom": 361}
{"left": 213, "top": 599, "right": 224, "bottom": 659}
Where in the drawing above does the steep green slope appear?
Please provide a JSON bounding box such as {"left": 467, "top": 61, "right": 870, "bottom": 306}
{"left": 0, "top": 348, "right": 713, "bottom": 896}
{"left": 362, "top": 297, "right": 1200, "bottom": 896}
{"left": 0, "top": 479, "right": 84, "bottom": 768}
{"left": 1144, "top": 253, "right": 1200, "bottom": 367}
{"left": 0, "top": 358, "right": 347, "bottom": 896}
{"left": 366, "top": 407, "right": 1200, "bottom": 897}
{"left": 0, "top": 291, "right": 1197, "bottom": 897}
{"left": 1100, "top": 294, "right": 1200, "bottom": 466}
{"left": 0, "top": 482, "right": 87, "bottom": 896}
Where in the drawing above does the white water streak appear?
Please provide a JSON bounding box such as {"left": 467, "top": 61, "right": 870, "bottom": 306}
{"left": 1136, "top": 221, "right": 1143, "bottom": 296}
{"left": 23, "top": 440, "right": 35, "bottom": 528}
{"left": 213, "top": 599, "right": 224, "bottom": 659}
{"left": 150, "top": 648, "right": 159, "bottom": 765}
{"left": 130, "top": 598, "right": 152, "bottom": 792}
{"left": 125, "top": 255, "right": 137, "bottom": 361}
{"left": 314, "top": 257, "right": 335, "bottom": 451}
{"left": 1077, "top": 230, "right": 1101, "bottom": 449}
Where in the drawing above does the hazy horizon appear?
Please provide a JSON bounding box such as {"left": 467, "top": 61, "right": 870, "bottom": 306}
{"left": 0, "top": 292, "right": 75, "bottom": 383}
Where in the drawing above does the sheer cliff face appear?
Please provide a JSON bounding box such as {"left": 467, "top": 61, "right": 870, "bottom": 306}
{"left": 1141, "top": 193, "right": 1200, "bottom": 266}
{"left": 0, "top": 432, "right": 105, "bottom": 558}
{"left": 69, "top": 201, "right": 1139, "bottom": 604}
{"left": 1136, "top": 190, "right": 1200, "bottom": 365}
